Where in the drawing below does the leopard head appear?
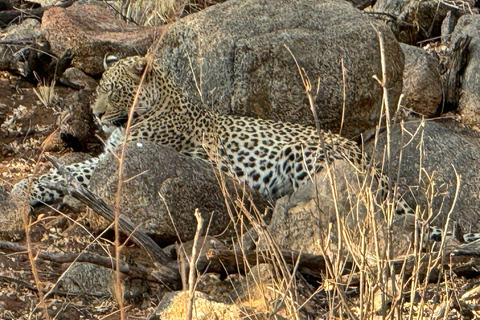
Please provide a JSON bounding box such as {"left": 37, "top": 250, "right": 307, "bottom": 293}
{"left": 92, "top": 55, "right": 152, "bottom": 130}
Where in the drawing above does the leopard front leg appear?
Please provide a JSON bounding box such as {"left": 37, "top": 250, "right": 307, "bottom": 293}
{"left": 12, "top": 157, "right": 101, "bottom": 206}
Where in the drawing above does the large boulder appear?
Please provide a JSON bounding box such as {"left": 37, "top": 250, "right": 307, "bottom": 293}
{"left": 366, "top": 120, "right": 480, "bottom": 233}
{"left": 155, "top": 0, "right": 404, "bottom": 138}
{"left": 41, "top": 3, "right": 161, "bottom": 75}
{"left": 41, "top": 0, "right": 404, "bottom": 138}
{"left": 267, "top": 160, "right": 414, "bottom": 258}
{"left": 448, "top": 15, "right": 480, "bottom": 129}
{"left": 89, "top": 141, "right": 268, "bottom": 245}
{"left": 400, "top": 43, "right": 442, "bottom": 116}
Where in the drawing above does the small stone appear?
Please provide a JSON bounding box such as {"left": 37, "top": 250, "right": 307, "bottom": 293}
{"left": 400, "top": 43, "right": 442, "bottom": 117}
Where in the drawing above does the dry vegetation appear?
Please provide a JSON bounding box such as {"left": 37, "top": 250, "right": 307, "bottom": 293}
{"left": 2, "top": 2, "right": 480, "bottom": 320}
{"left": 113, "top": 0, "right": 225, "bottom": 25}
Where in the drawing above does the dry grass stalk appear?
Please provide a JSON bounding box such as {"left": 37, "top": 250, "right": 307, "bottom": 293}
{"left": 115, "top": 0, "right": 187, "bottom": 25}
{"left": 108, "top": 53, "right": 156, "bottom": 319}
{"left": 186, "top": 209, "right": 205, "bottom": 320}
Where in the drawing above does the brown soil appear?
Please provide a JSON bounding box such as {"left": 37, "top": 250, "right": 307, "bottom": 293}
{"left": 0, "top": 71, "right": 64, "bottom": 185}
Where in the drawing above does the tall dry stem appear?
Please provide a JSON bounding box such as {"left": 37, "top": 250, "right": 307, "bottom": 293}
{"left": 186, "top": 209, "right": 205, "bottom": 320}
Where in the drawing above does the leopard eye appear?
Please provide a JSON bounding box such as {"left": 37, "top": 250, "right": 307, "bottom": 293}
{"left": 97, "top": 82, "right": 115, "bottom": 95}
{"left": 97, "top": 85, "right": 107, "bottom": 94}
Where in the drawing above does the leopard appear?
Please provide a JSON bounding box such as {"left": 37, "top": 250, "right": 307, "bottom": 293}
{"left": 12, "top": 55, "right": 478, "bottom": 243}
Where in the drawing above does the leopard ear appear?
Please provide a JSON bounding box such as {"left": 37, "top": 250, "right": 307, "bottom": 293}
{"left": 132, "top": 57, "right": 148, "bottom": 76}
{"left": 103, "top": 55, "right": 119, "bottom": 70}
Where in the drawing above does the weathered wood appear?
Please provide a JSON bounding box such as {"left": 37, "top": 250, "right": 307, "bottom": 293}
{"left": 442, "top": 36, "right": 472, "bottom": 112}
{"left": 0, "top": 240, "right": 159, "bottom": 282}
{"left": 205, "top": 248, "right": 353, "bottom": 279}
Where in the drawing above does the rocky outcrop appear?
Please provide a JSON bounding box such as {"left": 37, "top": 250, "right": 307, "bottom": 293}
{"left": 373, "top": 0, "right": 476, "bottom": 44}
{"left": 89, "top": 141, "right": 268, "bottom": 245}
{"left": 40, "top": 0, "right": 404, "bottom": 138}
{"left": 41, "top": 3, "right": 161, "bottom": 75}
{"left": 400, "top": 43, "right": 442, "bottom": 116}
{"left": 366, "top": 120, "right": 480, "bottom": 233}
{"left": 154, "top": 0, "right": 404, "bottom": 138}
{"left": 0, "top": 19, "right": 50, "bottom": 81}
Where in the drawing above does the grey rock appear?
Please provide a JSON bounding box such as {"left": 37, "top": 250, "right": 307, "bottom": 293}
{"left": 267, "top": 159, "right": 419, "bottom": 257}
{"left": 373, "top": 0, "right": 475, "bottom": 44}
{"left": 441, "top": 10, "right": 463, "bottom": 44}
{"left": 57, "top": 262, "right": 149, "bottom": 299}
{"left": 59, "top": 67, "right": 97, "bottom": 90}
{"left": 269, "top": 160, "right": 381, "bottom": 255}
{"left": 57, "top": 90, "right": 97, "bottom": 152}
{"left": 89, "top": 141, "right": 268, "bottom": 244}
{"left": 0, "top": 184, "right": 26, "bottom": 240}
{"left": 155, "top": 291, "right": 242, "bottom": 320}
{"left": 400, "top": 43, "right": 442, "bottom": 116}
{"left": 448, "top": 15, "right": 480, "bottom": 129}
{"left": 41, "top": 3, "right": 160, "bottom": 75}
{"left": 366, "top": 120, "right": 480, "bottom": 233}
{"left": 0, "top": 19, "right": 49, "bottom": 80}
{"left": 57, "top": 262, "right": 114, "bottom": 297}
{"left": 155, "top": 0, "right": 404, "bottom": 138}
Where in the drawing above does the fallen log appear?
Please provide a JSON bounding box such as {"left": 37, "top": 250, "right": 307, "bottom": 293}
{"left": 205, "top": 248, "right": 353, "bottom": 280}
{"left": 0, "top": 239, "right": 159, "bottom": 282}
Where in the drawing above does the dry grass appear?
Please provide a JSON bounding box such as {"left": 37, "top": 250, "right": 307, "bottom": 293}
{"left": 111, "top": 0, "right": 224, "bottom": 26}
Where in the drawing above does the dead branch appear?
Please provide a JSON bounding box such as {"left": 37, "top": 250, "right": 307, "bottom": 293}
{"left": 442, "top": 36, "right": 472, "bottom": 112}
{"left": 0, "top": 239, "right": 161, "bottom": 283}
{"left": 0, "top": 0, "right": 76, "bottom": 27}
{"left": 0, "top": 39, "right": 35, "bottom": 45}
{"left": 205, "top": 248, "right": 351, "bottom": 279}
